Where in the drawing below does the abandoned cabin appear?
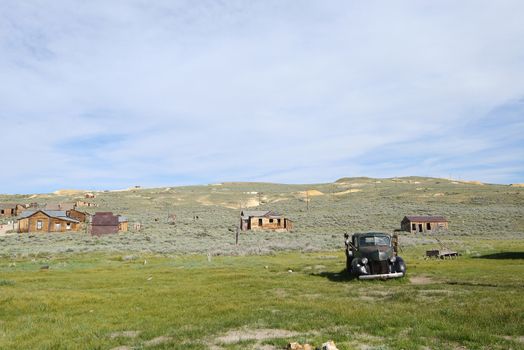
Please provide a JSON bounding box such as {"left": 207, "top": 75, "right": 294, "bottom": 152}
{"left": 0, "top": 203, "right": 26, "bottom": 217}
{"left": 67, "top": 209, "right": 90, "bottom": 223}
{"left": 76, "top": 200, "right": 97, "bottom": 208}
{"left": 18, "top": 210, "right": 80, "bottom": 233}
{"left": 401, "top": 215, "right": 448, "bottom": 233}
{"left": 240, "top": 210, "right": 293, "bottom": 231}
{"left": 90, "top": 212, "right": 128, "bottom": 235}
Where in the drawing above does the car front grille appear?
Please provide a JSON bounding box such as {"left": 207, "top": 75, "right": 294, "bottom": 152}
{"left": 369, "top": 260, "right": 389, "bottom": 275}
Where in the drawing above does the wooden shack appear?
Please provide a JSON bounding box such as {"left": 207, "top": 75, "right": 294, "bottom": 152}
{"left": 240, "top": 210, "right": 293, "bottom": 231}
{"left": 91, "top": 212, "right": 127, "bottom": 235}
{"left": 0, "top": 203, "right": 26, "bottom": 217}
{"left": 76, "top": 200, "right": 97, "bottom": 208}
{"left": 66, "top": 209, "right": 90, "bottom": 223}
{"left": 401, "top": 215, "right": 448, "bottom": 233}
{"left": 118, "top": 215, "right": 128, "bottom": 232}
{"left": 18, "top": 210, "right": 80, "bottom": 233}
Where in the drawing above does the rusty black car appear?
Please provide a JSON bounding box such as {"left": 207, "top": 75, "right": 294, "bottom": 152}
{"left": 344, "top": 232, "right": 406, "bottom": 279}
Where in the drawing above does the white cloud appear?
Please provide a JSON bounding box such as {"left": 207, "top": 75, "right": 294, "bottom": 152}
{"left": 0, "top": 1, "right": 523, "bottom": 192}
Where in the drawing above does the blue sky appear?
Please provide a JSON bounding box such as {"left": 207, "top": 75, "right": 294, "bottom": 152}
{"left": 1, "top": 1, "right": 523, "bottom": 194}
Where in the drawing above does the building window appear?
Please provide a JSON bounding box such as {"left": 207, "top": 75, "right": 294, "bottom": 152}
{"left": 278, "top": 219, "right": 281, "bottom": 225}
{"left": 55, "top": 223, "right": 61, "bottom": 231}
{"left": 426, "top": 223, "right": 431, "bottom": 230}
{"left": 258, "top": 218, "right": 263, "bottom": 226}
{"left": 66, "top": 223, "right": 71, "bottom": 230}
{"left": 411, "top": 223, "right": 416, "bottom": 231}
{"left": 0, "top": 210, "right": 4, "bottom": 214}
{"left": 37, "top": 220, "right": 43, "bottom": 230}
{"left": 269, "top": 219, "right": 273, "bottom": 223}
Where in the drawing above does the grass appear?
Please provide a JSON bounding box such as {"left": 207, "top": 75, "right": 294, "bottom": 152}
{"left": 0, "top": 240, "right": 523, "bottom": 349}
{"left": 0, "top": 177, "right": 522, "bottom": 348}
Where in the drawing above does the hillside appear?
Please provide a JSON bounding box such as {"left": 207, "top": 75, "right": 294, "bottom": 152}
{"left": 0, "top": 177, "right": 522, "bottom": 256}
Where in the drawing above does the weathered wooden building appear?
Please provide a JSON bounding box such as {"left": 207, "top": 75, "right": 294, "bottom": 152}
{"left": 0, "top": 203, "right": 26, "bottom": 217}
{"left": 18, "top": 210, "right": 80, "bottom": 233}
{"left": 76, "top": 200, "right": 97, "bottom": 208}
{"left": 401, "top": 215, "right": 448, "bottom": 234}
{"left": 91, "top": 212, "right": 127, "bottom": 235}
{"left": 67, "top": 209, "right": 90, "bottom": 223}
{"left": 240, "top": 210, "right": 293, "bottom": 231}
{"left": 118, "top": 215, "right": 128, "bottom": 232}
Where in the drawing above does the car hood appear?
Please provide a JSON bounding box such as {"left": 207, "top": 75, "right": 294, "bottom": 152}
{"left": 359, "top": 246, "right": 393, "bottom": 261}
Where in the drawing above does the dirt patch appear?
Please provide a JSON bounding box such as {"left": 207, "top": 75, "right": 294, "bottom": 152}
{"left": 410, "top": 276, "right": 435, "bottom": 285}
{"left": 502, "top": 335, "right": 524, "bottom": 344}
{"left": 53, "top": 189, "right": 86, "bottom": 195}
{"left": 144, "top": 336, "right": 172, "bottom": 347}
{"left": 109, "top": 330, "right": 140, "bottom": 339}
{"left": 110, "top": 347, "right": 131, "bottom": 350}
{"left": 215, "top": 328, "right": 300, "bottom": 344}
{"left": 257, "top": 345, "right": 278, "bottom": 350}
{"left": 349, "top": 332, "right": 386, "bottom": 350}
{"left": 461, "top": 180, "right": 484, "bottom": 185}
{"left": 225, "top": 197, "right": 259, "bottom": 209}
{"left": 298, "top": 190, "right": 324, "bottom": 197}
{"left": 334, "top": 189, "right": 362, "bottom": 196}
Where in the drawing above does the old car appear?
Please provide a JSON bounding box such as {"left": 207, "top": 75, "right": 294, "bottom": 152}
{"left": 344, "top": 232, "right": 406, "bottom": 279}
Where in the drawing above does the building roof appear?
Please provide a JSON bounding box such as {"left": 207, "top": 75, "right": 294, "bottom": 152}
{"left": 241, "top": 210, "right": 284, "bottom": 219}
{"left": 92, "top": 212, "right": 119, "bottom": 226}
{"left": 18, "top": 210, "right": 80, "bottom": 223}
{"left": 404, "top": 215, "right": 448, "bottom": 223}
{"left": 0, "top": 203, "right": 20, "bottom": 209}
{"left": 118, "top": 216, "right": 128, "bottom": 223}
{"left": 45, "top": 202, "right": 76, "bottom": 211}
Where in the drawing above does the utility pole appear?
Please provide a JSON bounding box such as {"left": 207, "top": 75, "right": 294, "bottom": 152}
{"left": 306, "top": 191, "right": 309, "bottom": 211}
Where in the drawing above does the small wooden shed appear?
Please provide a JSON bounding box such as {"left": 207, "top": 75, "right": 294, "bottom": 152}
{"left": 18, "top": 210, "right": 80, "bottom": 233}
{"left": 0, "top": 203, "right": 26, "bottom": 217}
{"left": 91, "top": 212, "right": 128, "bottom": 235}
{"left": 76, "top": 200, "right": 97, "bottom": 208}
{"left": 118, "top": 215, "right": 128, "bottom": 232}
{"left": 401, "top": 215, "right": 448, "bottom": 234}
{"left": 240, "top": 210, "right": 293, "bottom": 231}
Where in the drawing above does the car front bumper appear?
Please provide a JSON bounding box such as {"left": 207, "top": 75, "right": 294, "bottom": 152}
{"left": 358, "top": 272, "right": 404, "bottom": 280}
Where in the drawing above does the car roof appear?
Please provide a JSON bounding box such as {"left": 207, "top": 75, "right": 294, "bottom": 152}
{"left": 353, "top": 232, "right": 391, "bottom": 237}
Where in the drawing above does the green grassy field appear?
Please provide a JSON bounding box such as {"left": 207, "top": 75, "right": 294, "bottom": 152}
{"left": 1, "top": 239, "right": 523, "bottom": 350}
{"left": 0, "top": 177, "right": 522, "bottom": 349}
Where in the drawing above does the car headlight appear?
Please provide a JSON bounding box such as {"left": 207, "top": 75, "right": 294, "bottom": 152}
{"left": 390, "top": 256, "right": 397, "bottom": 263}
{"left": 361, "top": 257, "right": 368, "bottom": 265}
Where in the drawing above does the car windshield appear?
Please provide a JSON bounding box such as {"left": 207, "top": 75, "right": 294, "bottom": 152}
{"left": 359, "top": 235, "right": 390, "bottom": 246}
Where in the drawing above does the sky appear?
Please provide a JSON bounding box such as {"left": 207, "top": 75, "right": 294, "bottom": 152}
{"left": 1, "top": 1, "right": 523, "bottom": 194}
